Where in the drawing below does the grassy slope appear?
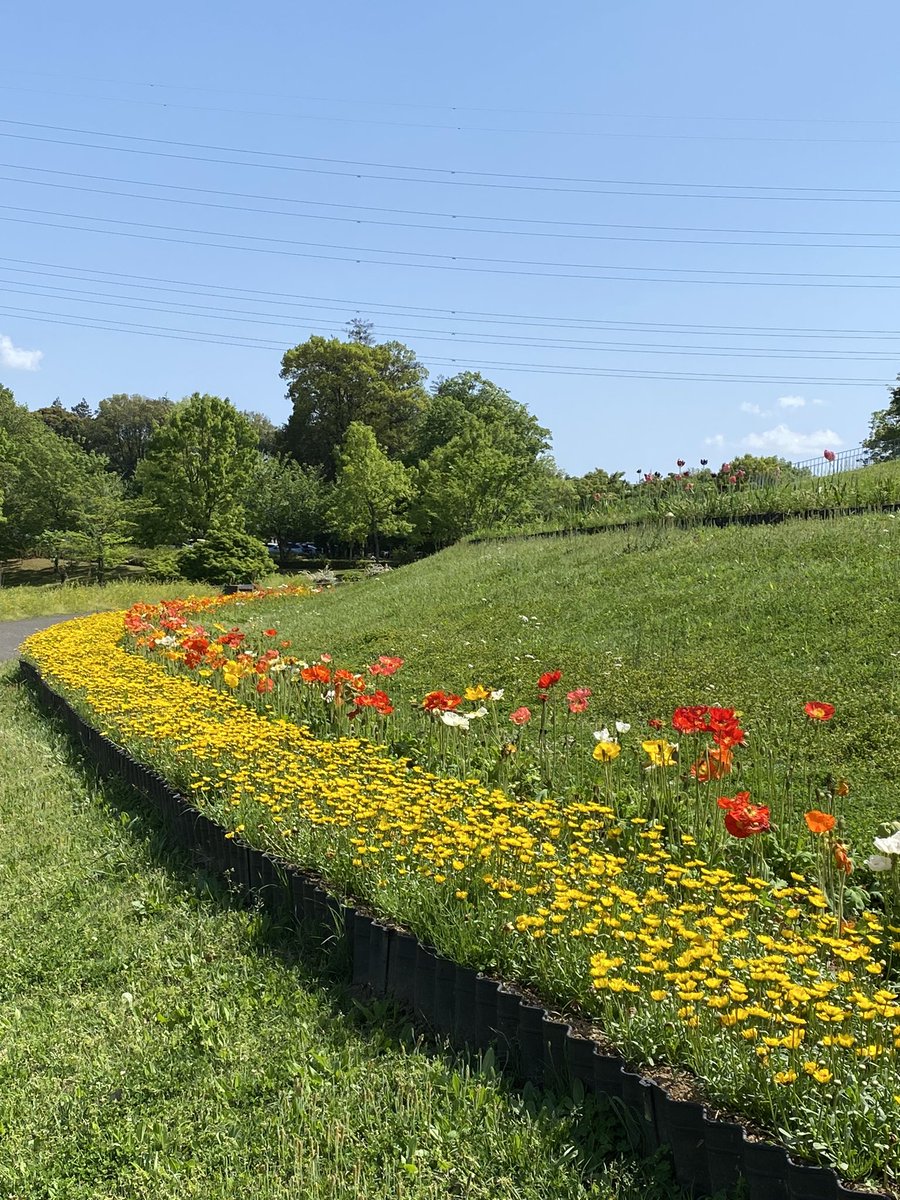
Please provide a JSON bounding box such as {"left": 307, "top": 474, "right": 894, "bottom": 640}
{"left": 0, "top": 666, "right": 684, "bottom": 1200}
{"left": 234, "top": 513, "right": 900, "bottom": 841}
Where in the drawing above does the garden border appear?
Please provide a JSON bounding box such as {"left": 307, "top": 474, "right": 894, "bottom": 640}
{"left": 19, "top": 657, "right": 891, "bottom": 1200}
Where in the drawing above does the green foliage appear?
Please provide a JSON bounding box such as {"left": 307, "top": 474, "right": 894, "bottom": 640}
{"left": 61, "top": 473, "right": 136, "bottom": 584}
{"left": 244, "top": 455, "right": 327, "bottom": 557}
{"left": 863, "top": 376, "right": 900, "bottom": 462}
{"left": 177, "top": 528, "right": 273, "bottom": 585}
{"left": 136, "top": 393, "right": 259, "bottom": 542}
{"left": 34, "top": 397, "right": 93, "bottom": 446}
{"left": 280, "top": 335, "right": 428, "bottom": 476}
{"left": 89, "top": 393, "right": 174, "bottom": 478}
{"left": 242, "top": 409, "right": 281, "bottom": 455}
{"left": 328, "top": 422, "right": 412, "bottom": 556}
{"left": 142, "top": 545, "right": 184, "bottom": 581}
{"left": 0, "top": 674, "right": 675, "bottom": 1200}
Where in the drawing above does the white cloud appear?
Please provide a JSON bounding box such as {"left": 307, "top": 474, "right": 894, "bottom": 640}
{"left": 740, "top": 424, "right": 843, "bottom": 458}
{"left": 739, "top": 401, "right": 765, "bottom": 415}
{"left": 704, "top": 433, "right": 725, "bottom": 448}
{"left": 0, "top": 334, "right": 43, "bottom": 371}
{"left": 777, "top": 395, "right": 807, "bottom": 409}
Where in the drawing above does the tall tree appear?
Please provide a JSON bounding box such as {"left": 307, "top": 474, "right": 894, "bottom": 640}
{"left": 864, "top": 376, "right": 900, "bottom": 462}
{"left": 89, "top": 394, "right": 174, "bottom": 478}
{"left": 242, "top": 410, "right": 281, "bottom": 455}
{"left": 34, "top": 398, "right": 92, "bottom": 447}
{"left": 40, "top": 473, "right": 134, "bottom": 584}
{"left": 280, "top": 335, "right": 428, "bottom": 477}
{"left": 415, "top": 372, "right": 550, "bottom": 464}
{"left": 327, "top": 423, "right": 412, "bottom": 557}
{"left": 244, "top": 456, "right": 327, "bottom": 560}
{"left": 135, "top": 393, "right": 259, "bottom": 542}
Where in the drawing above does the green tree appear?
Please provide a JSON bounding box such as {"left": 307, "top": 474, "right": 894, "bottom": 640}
{"left": 242, "top": 410, "right": 281, "bottom": 455}
{"left": 280, "top": 335, "right": 428, "bottom": 477}
{"left": 89, "top": 394, "right": 174, "bottom": 479}
{"left": 0, "top": 387, "right": 105, "bottom": 567}
{"left": 40, "top": 474, "right": 134, "bottom": 584}
{"left": 415, "top": 372, "right": 550, "bottom": 464}
{"left": 328, "top": 423, "right": 412, "bottom": 557}
{"left": 135, "top": 393, "right": 259, "bottom": 542}
{"left": 863, "top": 377, "right": 900, "bottom": 462}
{"left": 34, "top": 398, "right": 92, "bottom": 447}
{"left": 245, "top": 456, "right": 326, "bottom": 561}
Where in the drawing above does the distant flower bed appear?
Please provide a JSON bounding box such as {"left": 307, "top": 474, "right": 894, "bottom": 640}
{"left": 20, "top": 596, "right": 900, "bottom": 1189}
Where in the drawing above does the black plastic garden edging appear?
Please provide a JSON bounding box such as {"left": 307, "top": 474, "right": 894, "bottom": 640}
{"left": 19, "top": 658, "right": 893, "bottom": 1200}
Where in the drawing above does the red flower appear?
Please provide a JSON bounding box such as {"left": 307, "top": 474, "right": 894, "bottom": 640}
{"left": 718, "top": 792, "right": 770, "bottom": 838}
{"left": 833, "top": 842, "right": 852, "bottom": 874}
{"left": 672, "top": 705, "right": 710, "bottom": 734}
{"left": 566, "top": 687, "right": 592, "bottom": 713}
{"left": 648, "top": 717, "right": 664, "bottom": 729}
{"left": 369, "top": 655, "right": 404, "bottom": 677}
{"left": 804, "top": 701, "right": 835, "bottom": 722}
{"left": 350, "top": 689, "right": 394, "bottom": 717}
{"left": 804, "top": 810, "right": 836, "bottom": 834}
{"left": 509, "top": 706, "right": 532, "bottom": 726}
{"left": 537, "top": 670, "right": 562, "bottom": 691}
{"left": 422, "top": 691, "right": 462, "bottom": 712}
{"left": 823, "top": 449, "right": 836, "bottom": 462}
{"left": 264, "top": 628, "right": 278, "bottom": 637}
{"left": 256, "top": 677, "right": 274, "bottom": 694}
{"left": 301, "top": 664, "right": 331, "bottom": 685}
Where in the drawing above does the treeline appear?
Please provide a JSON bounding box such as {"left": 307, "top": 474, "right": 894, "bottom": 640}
{"left": 1, "top": 321, "right": 860, "bottom": 582}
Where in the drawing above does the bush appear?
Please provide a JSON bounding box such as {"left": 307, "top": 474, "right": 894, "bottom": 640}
{"left": 177, "top": 531, "right": 273, "bottom": 585}
{"left": 143, "top": 546, "right": 183, "bottom": 581}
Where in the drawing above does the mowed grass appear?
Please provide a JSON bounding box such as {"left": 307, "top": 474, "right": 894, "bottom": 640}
{"left": 232, "top": 512, "right": 900, "bottom": 843}
{"left": 0, "top": 667, "right": 685, "bottom": 1200}
{"left": 0, "top": 578, "right": 191, "bottom": 622}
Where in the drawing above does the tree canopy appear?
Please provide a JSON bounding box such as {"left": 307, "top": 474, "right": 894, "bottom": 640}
{"left": 280, "top": 335, "right": 429, "bottom": 477}
{"left": 135, "top": 393, "right": 259, "bottom": 542}
{"left": 863, "top": 377, "right": 900, "bottom": 462}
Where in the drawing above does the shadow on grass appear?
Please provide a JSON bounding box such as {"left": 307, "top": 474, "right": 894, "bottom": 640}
{"left": 13, "top": 667, "right": 690, "bottom": 1200}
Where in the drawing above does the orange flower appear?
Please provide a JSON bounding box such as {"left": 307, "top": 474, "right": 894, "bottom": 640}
{"left": 833, "top": 842, "right": 852, "bottom": 874}
{"left": 690, "top": 745, "right": 733, "bottom": 781}
{"left": 301, "top": 664, "right": 331, "bottom": 685}
{"left": 804, "top": 701, "right": 835, "bottom": 722}
{"left": 805, "top": 810, "right": 836, "bottom": 834}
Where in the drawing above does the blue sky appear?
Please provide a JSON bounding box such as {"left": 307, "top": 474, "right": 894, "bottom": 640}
{"left": 2, "top": 0, "right": 900, "bottom": 475}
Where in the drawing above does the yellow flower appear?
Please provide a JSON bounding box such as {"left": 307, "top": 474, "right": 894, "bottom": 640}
{"left": 592, "top": 741, "right": 621, "bottom": 763}
{"left": 465, "top": 684, "right": 491, "bottom": 702}
{"left": 642, "top": 739, "right": 677, "bottom": 767}
{"left": 774, "top": 1070, "right": 798, "bottom": 1085}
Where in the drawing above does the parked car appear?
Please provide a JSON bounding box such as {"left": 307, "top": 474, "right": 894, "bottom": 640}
{"left": 290, "top": 542, "right": 320, "bottom": 556}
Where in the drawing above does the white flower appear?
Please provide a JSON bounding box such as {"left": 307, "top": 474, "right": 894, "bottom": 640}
{"left": 866, "top": 854, "right": 894, "bottom": 872}
{"left": 154, "top": 635, "right": 177, "bottom": 648}
{"left": 873, "top": 830, "right": 900, "bottom": 857}
{"left": 593, "top": 728, "right": 611, "bottom": 743}
{"left": 468, "top": 707, "right": 488, "bottom": 720}
{"left": 323, "top": 689, "right": 336, "bottom": 704}
{"left": 615, "top": 720, "right": 631, "bottom": 734}
{"left": 491, "top": 689, "right": 505, "bottom": 701}
{"left": 440, "top": 710, "right": 470, "bottom": 730}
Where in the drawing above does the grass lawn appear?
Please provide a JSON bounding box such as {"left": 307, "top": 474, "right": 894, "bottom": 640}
{"left": 0, "top": 665, "right": 684, "bottom": 1200}
{"left": 222, "top": 511, "right": 900, "bottom": 844}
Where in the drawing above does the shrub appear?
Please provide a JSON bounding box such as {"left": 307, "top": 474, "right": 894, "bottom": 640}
{"left": 143, "top": 546, "right": 183, "bottom": 581}
{"left": 177, "top": 530, "right": 273, "bottom": 585}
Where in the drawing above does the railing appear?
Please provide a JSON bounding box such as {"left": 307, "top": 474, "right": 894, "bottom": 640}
{"left": 790, "top": 445, "right": 869, "bottom": 476}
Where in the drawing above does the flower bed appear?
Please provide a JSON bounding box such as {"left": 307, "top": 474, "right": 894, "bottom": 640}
{"left": 20, "top": 596, "right": 900, "bottom": 1195}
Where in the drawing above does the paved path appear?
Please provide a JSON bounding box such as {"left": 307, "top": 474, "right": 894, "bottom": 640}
{"left": 0, "top": 613, "right": 91, "bottom": 662}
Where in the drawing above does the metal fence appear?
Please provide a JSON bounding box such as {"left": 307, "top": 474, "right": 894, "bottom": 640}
{"left": 790, "top": 445, "right": 870, "bottom": 476}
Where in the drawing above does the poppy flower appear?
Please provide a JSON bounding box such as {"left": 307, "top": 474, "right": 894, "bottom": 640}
{"left": 723, "top": 800, "right": 770, "bottom": 839}
{"left": 690, "top": 745, "right": 733, "bottom": 781}
{"left": 422, "top": 690, "right": 462, "bottom": 712}
{"left": 465, "top": 684, "right": 491, "bottom": 702}
{"left": 647, "top": 717, "right": 664, "bottom": 729}
{"left": 672, "top": 705, "right": 709, "bottom": 734}
{"left": 592, "top": 740, "right": 621, "bottom": 763}
{"left": 537, "top": 670, "right": 562, "bottom": 691}
{"left": 805, "top": 810, "right": 836, "bottom": 834}
{"left": 804, "top": 701, "right": 835, "bottom": 721}
{"left": 256, "top": 677, "right": 274, "bottom": 695}
{"left": 833, "top": 842, "right": 852, "bottom": 874}
{"left": 642, "top": 739, "right": 677, "bottom": 767}
{"left": 369, "top": 655, "right": 404, "bottom": 677}
{"left": 509, "top": 706, "right": 532, "bottom": 726}
{"left": 677, "top": 459, "right": 686, "bottom": 468}
{"left": 301, "top": 664, "right": 331, "bottom": 685}
{"left": 566, "top": 687, "right": 592, "bottom": 713}
{"left": 264, "top": 628, "right": 278, "bottom": 637}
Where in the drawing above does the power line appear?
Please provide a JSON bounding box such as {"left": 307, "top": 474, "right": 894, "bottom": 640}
{"left": 0, "top": 304, "right": 887, "bottom": 385}
{"left": 4, "top": 277, "right": 900, "bottom": 361}
{"left": 6, "top": 81, "right": 900, "bottom": 146}
{"left": 9, "top": 206, "right": 900, "bottom": 287}
{"left": 4, "top": 119, "right": 900, "bottom": 202}
{"left": 6, "top": 67, "right": 900, "bottom": 128}
{"left": 6, "top": 165, "right": 900, "bottom": 248}
{"left": 4, "top": 255, "right": 900, "bottom": 338}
